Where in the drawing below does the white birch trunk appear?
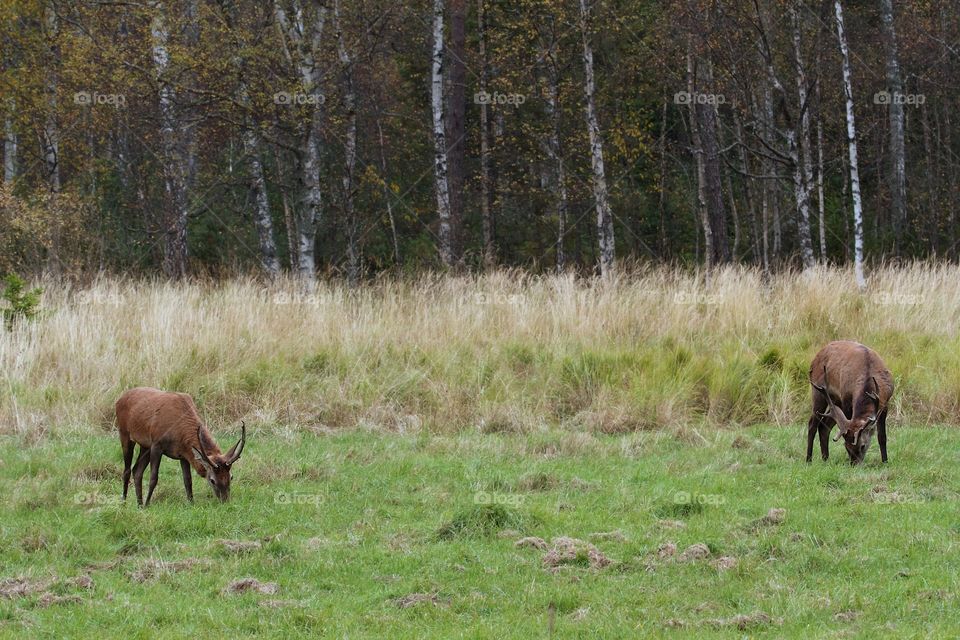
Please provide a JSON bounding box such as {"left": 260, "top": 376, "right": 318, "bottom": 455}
{"left": 3, "top": 104, "right": 15, "bottom": 183}
{"left": 151, "top": 1, "right": 190, "bottom": 279}
{"left": 334, "top": 0, "right": 359, "bottom": 286}
{"left": 579, "top": 0, "right": 614, "bottom": 276}
{"left": 835, "top": 0, "right": 866, "bottom": 289}
{"left": 792, "top": 6, "right": 815, "bottom": 269}
{"left": 276, "top": 0, "right": 326, "bottom": 284}
{"left": 223, "top": 0, "right": 280, "bottom": 277}
{"left": 431, "top": 0, "right": 454, "bottom": 267}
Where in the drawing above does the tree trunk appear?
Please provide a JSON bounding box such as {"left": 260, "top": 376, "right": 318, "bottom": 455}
{"left": 880, "top": 0, "right": 906, "bottom": 255}
{"left": 687, "top": 47, "right": 713, "bottom": 273}
{"left": 150, "top": 1, "right": 190, "bottom": 280}
{"left": 3, "top": 104, "right": 15, "bottom": 183}
{"left": 447, "top": 0, "right": 466, "bottom": 262}
{"left": 376, "top": 118, "right": 400, "bottom": 266}
{"left": 431, "top": 0, "right": 454, "bottom": 267}
{"left": 579, "top": 0, "right": 615, "bottom": 276}
{"left": 791, "top": 5, "right": 815, "bottom": 269}
{"left": 478, "top": 0, "right": 495, "bottom": 269}
{"left": 275, "top": 0, "right": 327, "bottom": 284}
{"left": 334, "top": 0, "right": 359, "bottom": 286}
{"left": 835, "top": 0, "right": 865, "bottom": 289}
{"left": 221, "top": 0, "right": 279, "bottom": 278}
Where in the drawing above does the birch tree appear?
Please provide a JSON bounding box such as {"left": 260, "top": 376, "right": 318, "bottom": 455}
{"left": 333, "top": 0, "right": 359, "bottom": 286}
{"left": 579, "top": 0, "right": 615, "bottom": 276}
{"left": 150, "top": 1, "right": 191, "bottom": 279}
{"left": 275, "top": 0, "right": 327, "bottom": 284}
{"left": 431, "top": 0, "right": 454, "bottom": 267}
{"left": 835, "top": 0, "right": 866, "bottom": 289}
{"left": 220, "top": 0, "right": 280, "bottom": 278}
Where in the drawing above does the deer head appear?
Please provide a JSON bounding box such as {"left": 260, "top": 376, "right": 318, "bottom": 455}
{"left": 191, "top": 421, "right": 245, "bottom": 502}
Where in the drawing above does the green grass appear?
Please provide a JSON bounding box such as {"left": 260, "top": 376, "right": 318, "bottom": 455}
{"left": 2, "top": 425, "right": 958, "bottom": 638}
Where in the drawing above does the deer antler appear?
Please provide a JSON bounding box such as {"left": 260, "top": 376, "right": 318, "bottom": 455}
{"left": 194, "top": 426, "right": 218, "bottom": 469}
{"left": 811, "top": 365, "right": 851, "bottom": 440}
{"left": 225, "top": 421, "right": 246, "bottom": 466}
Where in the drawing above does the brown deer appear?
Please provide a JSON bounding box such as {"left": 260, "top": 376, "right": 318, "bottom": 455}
{"left": 806, "top": 341, "right": 893, "bottom": 465}
{"left": 115, "top": 387, "right": 246, "bottom": 506}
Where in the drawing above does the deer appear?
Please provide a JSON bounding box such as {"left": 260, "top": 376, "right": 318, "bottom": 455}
{"left": 115, "top": 387, "right": 246, "bottom": 506}
{"left": 806, "top": 341, "right": 893, "bottom": 465}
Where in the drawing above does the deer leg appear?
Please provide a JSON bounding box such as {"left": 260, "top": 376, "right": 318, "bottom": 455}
{"left": 878, "top": 410, "right": 888, "bottom": 463}
{"left": 144, "top": 445, "right": 163, "bottom": 507}
{"left": 806, "top": 414, "right": 819, "bottom": 462}
{"left": 121, "top": 434, "right": 135, "bottom": 500}
{"left": 180, "top": 459, "right": 194, "bottom": 502}
{"left": 132, "top": 447, "right": 150, "bottom": 507}
{"left": 818, "top": 423, "right": 831, "bottom": 461}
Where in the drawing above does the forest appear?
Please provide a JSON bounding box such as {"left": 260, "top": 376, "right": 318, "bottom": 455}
{"left": 1, "top": 0, "right": 955, "bottom": 282}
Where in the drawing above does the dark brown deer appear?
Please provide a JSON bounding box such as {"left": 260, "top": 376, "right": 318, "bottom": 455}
{"left": 115, "top": 387, "right": 246, "bottom": 505}
{"left": 806, "top": 341, "right": 893, "bottom": 465}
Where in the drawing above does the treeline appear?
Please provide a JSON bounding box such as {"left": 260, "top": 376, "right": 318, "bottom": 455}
{"left": 1, "top": 0, "right": 958, "bottom": 281}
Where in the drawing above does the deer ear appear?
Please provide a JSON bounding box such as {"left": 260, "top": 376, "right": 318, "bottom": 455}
{"left": 192, "top": 447, "right": 215, "bottom": 473}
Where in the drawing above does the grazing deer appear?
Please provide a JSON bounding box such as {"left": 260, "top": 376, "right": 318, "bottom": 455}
{"left": 807, "top": 341, "right": 893, "bottom": 465}
{"left": 115, "top": 387, "right": 246, "bottom": 505}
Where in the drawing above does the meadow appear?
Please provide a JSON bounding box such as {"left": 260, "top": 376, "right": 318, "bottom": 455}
{"left": 1, "top": 264, "right": 959, "bottom": 637}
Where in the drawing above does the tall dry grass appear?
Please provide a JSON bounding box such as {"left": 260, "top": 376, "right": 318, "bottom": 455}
{"left": 2, "top": 263, "right": 959, "bottom": 436}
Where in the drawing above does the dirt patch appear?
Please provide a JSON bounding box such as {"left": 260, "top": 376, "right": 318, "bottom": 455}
{"left": 712, "top": 556, "right": 737, "bottom": 571}
{"left": 515, "top": 536, "right": 548, "bottom": 550}
{"left": 657, "top": 519, "right": 686, "bottom": 530}
{"left": 66, "top": 575, "right": 94, "bottom": 590}
{"left": 393, "top": 592, "right": 443, "bottom": 608}
{"left": 678, "top": 543, "right": 711, "bottom": 562}
{"left": 129, "top": 558, "right": 207, "bottom": 583}
{"left": 657, "top": 542, "right": 678, "bottom": 559}
{"left": 0, "top": 577, "right": 55, "bottom": 599}
{"left": 834, "top": 610, "right": 860, "bottom": 622}
{"left": 222, "top": 578, "right": 279, "bottom": 596}
{"left": 750, "top": 508, "right": 786, "bottom": 530}
{"left": 542, "top": 537, "right": 611, "bottom": 570}
{"left": 218, "top": 539, "right": 262, "bottom": 553}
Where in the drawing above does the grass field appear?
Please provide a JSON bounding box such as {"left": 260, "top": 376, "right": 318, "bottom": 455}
{"left": 1, "top": 265, "right": 959, "bottom": 637}
{"left": 1, "top": 426, "right": 959, "bottom": 638}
